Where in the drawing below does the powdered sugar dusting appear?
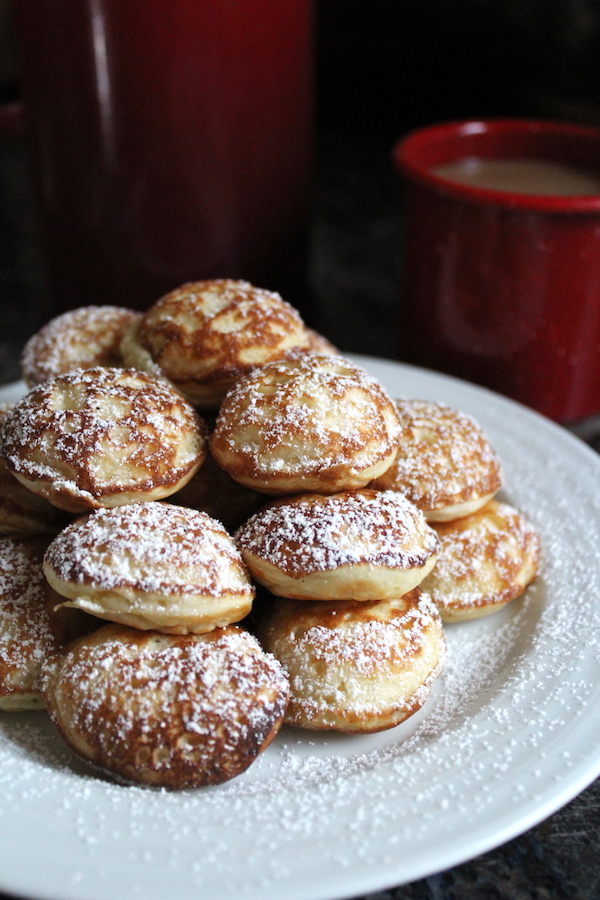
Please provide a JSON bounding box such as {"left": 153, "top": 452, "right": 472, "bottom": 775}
{"left": 44, "top": 627, "right": 288, "bottom": 788}
{"left": 211, "top": 355, "right": 400, "bottom": 480}
{"left": 373, "top": 398, "right": 503, "bottom": 510}
{"left": 423, "top": 499, "right": 541, "bottom": 611}
{"left": 1, "top": 367, "right": 205, "bottom": 505}
{"left": 20, "top": 306, "right": 140, "bottom": 387}
{"left": 139, "top": 280, "right": 311, "bottom": 383}
{"left": 45, "top": 503, "right": 251, "bottom": 596}
{"left": 265, "top": 591, "right": 446, "bottom": 724}
{"left": 236, "top": 490, "right": 438, "bottom": 574}
{"left": 0, "top": 538, "right": 56, "bottom": 700}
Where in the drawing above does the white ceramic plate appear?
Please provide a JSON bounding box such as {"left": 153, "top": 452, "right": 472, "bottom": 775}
{"left": 1, "top": 355, "right": 600, "bottom": 900}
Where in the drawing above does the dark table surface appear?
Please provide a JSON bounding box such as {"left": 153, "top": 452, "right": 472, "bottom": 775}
{"left": 1, "top": 121, "right": 600, "bottom": 900}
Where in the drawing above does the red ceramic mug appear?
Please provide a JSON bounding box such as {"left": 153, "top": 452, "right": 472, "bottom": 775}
{"left": 394, "top": 119, "right": 600, "bottom": 423}
{"left": 9, "top": 0, "right": 314, "bottom": 318}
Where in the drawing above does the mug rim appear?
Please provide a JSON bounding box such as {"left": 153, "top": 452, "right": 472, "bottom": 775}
{"left": 393, "top": 117, "right": 600, "bottom": 212}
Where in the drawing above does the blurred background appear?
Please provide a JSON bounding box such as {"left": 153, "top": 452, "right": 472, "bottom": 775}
{"left": 3, "top": 0, "right": 600, "bottom": 380}
{"left": 312, "top": 0, "right": 600, "bottom": 358}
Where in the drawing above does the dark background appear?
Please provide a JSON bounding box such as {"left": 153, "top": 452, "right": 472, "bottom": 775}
{"left": 311, "top": 0, "right": 600, "bottom": 361}
{"left": 316, "top": 0, "right": 600, "bottom": 137}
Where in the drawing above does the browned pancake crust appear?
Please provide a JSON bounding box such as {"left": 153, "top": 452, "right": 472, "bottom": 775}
{"left": 236, "top": 489, "right": 439, "bottom": 600}
{"left": 211, "top": 355, "right": 401, "bottom": 494}
{"left": 43, "top": 502, "right": 255, "bottom": 633}
{"left": 0, "top": 536, "right": 97, "bottom": 709}
{"left": 1, "top": 367, "right": 208, "bottom": 513}
{"left": 370, "top": 399, "right": 503, "bottom": 520}
{"left": 121, "top": 279, "right": 324, "bottom": 409}
{"left": 0, "top": 406, "right": 71, "bottom": 536}
{"left": 21, "top": 306, "right": 141, "bottom": 388}
{"left": 421, "top": 499, "right": 541, "bottom": 621}
{"left": 43, "top": 623, "right": 289, "bottom": 788}
{"left": 0, "top": 536, "right": 54, "bottom": 708}
{"left": 257, "top": 589, "right": 446, "bottom": 733}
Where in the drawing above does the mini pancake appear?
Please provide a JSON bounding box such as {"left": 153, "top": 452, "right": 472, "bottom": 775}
{"left": 43, "top": 623, "right": 289, "bottom": 789}
{"left": 43, "top": 502, "right": 255, "bottom": 634}
{"left": 236, "top": 489, "right": 439, "bottom": 601}
{"left": 211, "top": 355, "right": 401, "bottom": 495}
{"left": 0, "top": 536, "right": 97, "bottom": 711}
{"left": 1, "top": 367, "right": 207, "bottom": 513}
{"left": 120, "top": 279, "right": 329, "bottom": 409}
{"left": 420, "top": 499, "right": 541, "bottom": 622}
{"left": 0, "top": 405, "right": 70, "bottom": 536}
{"left": 21, "top": 305, "right": 141, "bottom": 388}
{"left": 256, "top": 589, "right": 446, "bottom": 733}
{"left": 370, "top": 399, "right": 503, "bottom": 521}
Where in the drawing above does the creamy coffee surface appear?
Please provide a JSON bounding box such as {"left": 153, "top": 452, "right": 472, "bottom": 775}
{"left": 433, "top": 157, "right": 600, "bottom": 196}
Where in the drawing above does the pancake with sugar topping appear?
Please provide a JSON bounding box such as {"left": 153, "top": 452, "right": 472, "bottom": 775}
{"left": 44, "top": 502, "right": 255, "bottom": 633}
{"left": 21, "top": 305, "right": 141, "bottom": 388}
{"left": 120, "top": 279, "right": 327, "bottom": 409}
{"left": 421, "top": 499, "right": 540, "bottom": 621}
{"left": 211, "top": 355, "right": 401, "bottom": 494}
{"left": 1, "top": 367, "right": 207, "bottom": 513}
{"left": 236, "top": 489, "right": 439, "bottom": 601}
{"left": 257, "top": 589, "right": 446, "bottom": 733}
{"left": 0, "top": 405, "right": 70, "bottom": 536}
{"left": 43, "top": 623, "right": 289, "bottom": 788}
{"left": 370, "top": 399, "right": 503, "bottom": 521}
{"left": 0, "top": 536, "right": 96, "bottom": 710}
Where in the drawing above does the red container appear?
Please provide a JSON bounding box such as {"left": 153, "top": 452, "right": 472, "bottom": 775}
{"left": 394, "top": 119, "right": 600, "bottom": 423}
{"left": 10, "top": 0, "right": 314, "bottom": 316}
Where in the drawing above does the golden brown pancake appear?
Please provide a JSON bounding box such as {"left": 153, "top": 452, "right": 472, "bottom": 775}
{"left": 0, "top": 405, "right": 71, "bottom": 536}
{"left": 0, "top": 536, "right": 96, "bottom": 710}
{"left": 236, "top": 489, "right": 439, "bottom": 600}
{"left": 43, "top": 623, "right": 289, "bottom": 788}
{"left": 43, "top": 502, "right": 255, "bottom": 634}
{"left": 1, "top": 367, "right": 207, "bottom": 513}
{"left": 120, "top": 279, "right": 330, "bottom": 409}
{"left": 370, "top": 399, "right": 503, "bottom": 521}
{"left": 421, "top": 499, "right": 541, "bottom": 621}
{"left": 257, "top": 589, "right": 446, "bottom": 733}
{"left": 211, "top": 355, "right": 401, "bottom": 494}
{"left": 21, "top": 305, "right": 141, "bottom": 388}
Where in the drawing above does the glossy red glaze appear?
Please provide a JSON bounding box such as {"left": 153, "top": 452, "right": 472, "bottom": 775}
{"left": 11, "top": 0, "right": 314, "bottom": 315}
{"left": 395, "top": 119, "right": 600, "bottom": 423}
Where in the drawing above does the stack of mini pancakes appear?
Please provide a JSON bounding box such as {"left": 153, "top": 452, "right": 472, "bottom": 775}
{"left": 0, "top": 280, "right": 540, "bottom": 789}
